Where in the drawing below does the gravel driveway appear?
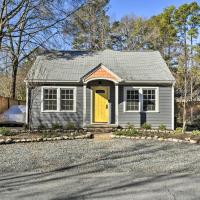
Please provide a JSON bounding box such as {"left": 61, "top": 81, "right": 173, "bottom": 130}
{"left": 0, "top": 139, "right": 200, "bottom": 200}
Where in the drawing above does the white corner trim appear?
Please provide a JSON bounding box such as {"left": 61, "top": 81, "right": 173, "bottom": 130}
{"left": 41, "top": 86, "right": 77, "bottom": 113}
{"left": 123, "top": 86, "right": 159, "bottom": 113}
{"left": 115, "top": 84, "right": 119, "bottom": 126}
{"left": 83, "top": 84, "right": 86, "bottom": 127}
{"left": 25, "top": 82, "right": 29, "bottom": 124}
{"left": 172, "top": 84, "right": 175, "bottom": 130}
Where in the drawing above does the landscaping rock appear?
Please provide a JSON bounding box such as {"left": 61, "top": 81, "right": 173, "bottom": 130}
{"left": 172, "top": 139, "right": 179, "bottom": 143}
{"left": 21, "top": 139, "right": 26, "bottom": 143}
{"left": 63, "top": 136, "right": 69, "bottom": 140}
{"left": 158, "top": 138, "right": 164, "bottom": 141}
{"left": 141, "top": 136, "right": 146, "bottom": 140}
{"left": 147, "top": 137, "right": 152, "bottom": 140}
{"left": 0, "top": 139, "right": 5, "bottom": 144}
{"left": 190, "top": 139, "right": 198, "bottom": 144}
{"left": 5, "top": 138, "right": 12, "bottom": 144}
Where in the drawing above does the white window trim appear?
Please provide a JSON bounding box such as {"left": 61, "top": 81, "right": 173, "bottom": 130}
{"left": 124, "top": 87, "right": 140, "bottom": 112}
{"left": 41, "top": 86, "right": 77, "bottom": 113}
{"left": 124, "top": 86, "right": 159, "bottom": 113}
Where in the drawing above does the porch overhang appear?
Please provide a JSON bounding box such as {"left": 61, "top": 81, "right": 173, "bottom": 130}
{"left": 82, "top": 63, "right": 122, "bottom": 84}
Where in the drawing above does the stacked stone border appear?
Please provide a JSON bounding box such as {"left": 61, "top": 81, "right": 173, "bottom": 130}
{"left": 111, "top": 134, "right": 199, "bottom": 144}
{"left": 0, "top": 131, "right": 93, "bottom": 145}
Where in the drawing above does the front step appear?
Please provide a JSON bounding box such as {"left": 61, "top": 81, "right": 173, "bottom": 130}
{"left": 84, "top": 124, "right": 118, "bottom": 133}
{"left": 93, "top": 133, "right": 112, "bottom": 140}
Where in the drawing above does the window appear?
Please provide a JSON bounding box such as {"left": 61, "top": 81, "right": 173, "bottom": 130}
{"left": 143, "top": 89, "right": 156, "bottom": 111}
{"left": 126, "top": 89, "right": 139, "bottom": 111}
{"left": 42, "top": 87, "right": 76, "bottom": 112}
{"left": 43, "top": 89, "right": 57, "bottom": 111}
{"left": 124, "top": 87, "right": 158, "bottom": 112}
{"left": 60, "top": 89, "right": 74, "bottom": 111}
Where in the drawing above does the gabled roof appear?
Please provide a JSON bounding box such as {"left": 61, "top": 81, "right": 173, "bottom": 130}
{"left": 83, "top": 64, "right": 122, "bottom": 83}
{"left": 27, "top": 49, "right": 175, "bottom": 83}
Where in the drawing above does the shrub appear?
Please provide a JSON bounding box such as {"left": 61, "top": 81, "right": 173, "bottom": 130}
{"left": 159, "top": 124, "right": 166, "bottom": 131}
{"left": 142, "top": 123, "right": 151, "bottom": 130}
{"left": 37, "top": 124, "right": 46, "bottom": 130}
{"left": 126, "top": 122, "right": 134, "bottom": 129}
{"left": 174, "top": 127, "right": 183, "bottom": 134}
{"left": 192, "top": 130, "right": 200, "bottom": 136}
{"left": 65, "top": 122, "right": 76, "bottom": 130}
{"left": 52, "top": 123, "right": 62, "bottom": 130}
{"left": 115, "top": 128, "right": 139, "bottom": 136}
{"left": 0, "top": 127, "right": 12, "bottom": 136}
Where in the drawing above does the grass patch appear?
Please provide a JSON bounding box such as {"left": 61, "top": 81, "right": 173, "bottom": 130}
{"left": 0, "top": 127, "right": 13, "bottom": 136}
{"left": 115, "top": 128, "right": 139, "bottom": 137}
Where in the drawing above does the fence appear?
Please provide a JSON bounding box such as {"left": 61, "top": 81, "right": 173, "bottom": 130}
{"left": 0, "top": 96, "right": 25, "bottom": 114}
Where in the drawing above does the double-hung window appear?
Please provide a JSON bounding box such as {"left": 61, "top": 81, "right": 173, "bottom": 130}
{"left": 42, "top": 87, "right": 76, "bottom": 112}
{"left": 43, "top": 89, "right": 57, "bottom": 111}
{"left": 125, "top": 89, "right": 139, "bottom": 111}
{"left": 124, "top": 87, "right": 158, "bottom": 112}
{"left": 143, "top": 89, "right": 156, "bottom": 111}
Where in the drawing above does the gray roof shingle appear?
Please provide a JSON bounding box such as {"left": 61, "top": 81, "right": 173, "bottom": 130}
{"left": 27, "top": 49, "right": 175, "bottom": 83}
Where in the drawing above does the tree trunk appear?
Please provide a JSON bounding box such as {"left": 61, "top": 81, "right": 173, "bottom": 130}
{"left": 190, "top": 35, "right": 194, "bottom": 123}
{"left": 11, "top": 59, "right": 18, "bottom": 99}
{"left": 182, "top": 28, "right": 188, "bottom": 133}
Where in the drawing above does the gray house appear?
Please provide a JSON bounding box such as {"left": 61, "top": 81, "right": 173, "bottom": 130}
{"left": 25, "top": 49, "right": 175, "bottom": 129}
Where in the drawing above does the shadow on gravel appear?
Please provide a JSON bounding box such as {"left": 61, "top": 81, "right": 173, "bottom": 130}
{"left": 0, "top": 141, "right": 199, "bottom": 199}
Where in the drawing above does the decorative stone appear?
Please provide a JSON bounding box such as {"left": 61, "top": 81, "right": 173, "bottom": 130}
{"left": 147, "top": 137, "right": 152, "bottom": 140}
{"left": 153, "top": 136, "right": 158, "bottom": 139}
{"left": 168, "top": 138, "right": 173, "bottom": 142}
{"left": 5, "top": 138, "right": 12, "bottom": 144}
{"left": 172, "top": 139, "right": 179, "bottom": 142}
{"left": 36, "top": 138, "right": 42, "bottom": 142}
{"left": 0, "top": 139, "right": 5, "bottom": 144}
{"left": 21, "top": 139, "right": 26, "bottom": 142}
{"left": 26, "top": 139, "right": 31, "bottom": 142}
{"left": 63, "top": 136, "right": 69, "bottom": 140}
{"left": 158, "top": 138, "right": 164, "bottom": 141}
{"left": 190, "top": 139, "right": 198, "bottom": 144}
{"left": 141, "top": 136, "right": 146, "bottom": 139}
{"left": 47, "top": 138, "right": 52, "bottom": 141}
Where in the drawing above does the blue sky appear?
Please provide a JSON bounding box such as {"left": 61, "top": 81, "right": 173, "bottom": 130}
{"left": 108, "top": 0, "right": 197, "bottom": 20}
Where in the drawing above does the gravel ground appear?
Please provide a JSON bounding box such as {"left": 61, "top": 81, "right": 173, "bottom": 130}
{"left": 0, "top": 139, "right": 200, "bottom": 200}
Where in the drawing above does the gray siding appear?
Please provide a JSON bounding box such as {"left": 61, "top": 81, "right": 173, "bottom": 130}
{"left": 29, "top": 85, "right": 83, "bottom": 128}
{"left": 118, "top": 85, "right": 172, "bottom": 129}
{"left": 29, "top": 83, "right": 173, "bottom": 129}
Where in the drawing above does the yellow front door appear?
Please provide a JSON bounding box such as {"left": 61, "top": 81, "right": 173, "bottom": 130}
{"left": 93, "top": 87, "right": 109, "bottom": 123}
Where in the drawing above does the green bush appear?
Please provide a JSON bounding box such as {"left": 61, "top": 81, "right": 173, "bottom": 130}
{"left": 192, "top": 130, "right": 200, "bottom": 135}
{"left": 126, "top": 123, "right": 134, "bottom": 129}
{"left": 65, "top": 122, "right": 76, "bottom": 130}
{"left": 159, "top": 124, "right": 166, "bottom": 131}
{"left": 174, "top": 127, "right": 183, "bottom": 134}
{"left": 142, "top": 123, "right": 151, "bottom": 130}
{"left": 38, "top": 124, "right": 46, "bottom": 130}
{"left": 52, "top": 123, "right": 62, "bottom": 130}
{"left": 0, "top": 127, "right": 12, "bottom": 136}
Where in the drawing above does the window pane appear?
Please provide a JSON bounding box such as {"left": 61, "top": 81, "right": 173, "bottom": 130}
{"left": 60, "top": 89, "right": 74, "bottom": 111}
{"left": 126, "top": 89, "right": 139, "bottom": 111}
{"left": 43, "top": 89, "right": 57, "bottom": 111}
{"left": 143, "top": 89, "right": 156, "bottom": 111}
